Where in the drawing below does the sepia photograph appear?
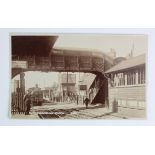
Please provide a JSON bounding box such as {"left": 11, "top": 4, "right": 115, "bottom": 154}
{"left": 11, "top": 34, "right": 147, "bottom": 119}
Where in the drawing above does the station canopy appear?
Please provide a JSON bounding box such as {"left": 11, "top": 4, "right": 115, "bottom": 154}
{"left": 12, "top": 36, "right": 58, "bottom": 56}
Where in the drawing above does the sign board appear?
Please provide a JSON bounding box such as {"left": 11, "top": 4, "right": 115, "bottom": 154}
{"left": 79, "top": 85, "right": 87, "bottom": 90}
{"left": 12, "top": 61, "right": 28, "bottom": 69}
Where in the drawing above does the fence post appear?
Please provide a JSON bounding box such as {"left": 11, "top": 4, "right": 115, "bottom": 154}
{"left": 11, "top": 92, "right": 25, "bottom": 115}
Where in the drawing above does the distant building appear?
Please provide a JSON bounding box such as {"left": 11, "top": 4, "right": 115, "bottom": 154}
{"left": 107, "top": 48, "right": 116, "bottom": 59}
{"left": 58, "top": 73, "right": 77, "bottom": 102}
{"left": 42, "top": 86, "right": 59, "bottom": 102}
{"left": 79, "top": 73, "right": 96, "bottom": 97}
{"left": 105, "top": 54, "right": 146, "bottom": 118}
{"left": 78, "top": 73, "right": 98, "bottom": 104}
{"left": 42, "top": 87, "right": 53, "bottom": 101}
{"left": 28, "top": 84, "right": 41, "bottom": 92}
{"left": 13, "top": 80, "right": 20, "bottom": 92}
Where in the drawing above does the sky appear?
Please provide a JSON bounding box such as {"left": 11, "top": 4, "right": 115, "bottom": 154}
{"left": 12, "top": 72, "right": 84, "bottom": 91}
{"left": 54, "top": 34, "right": 147, "bottom": 57}
{"left": 12, "top": 34, "right": 147, "bottom": 90}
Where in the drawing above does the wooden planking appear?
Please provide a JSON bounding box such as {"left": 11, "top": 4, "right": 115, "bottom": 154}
{"left": 11, "top": 92, "right": 25, "bottom": 114}
{"left": 109, "top": 85, "right": 145, "bottom": 100}
{"left": 108, "top": 85, "right": 146, "bottom": 117}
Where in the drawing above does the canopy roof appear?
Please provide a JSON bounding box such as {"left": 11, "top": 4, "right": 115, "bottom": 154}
{"left": 105, "top": 54, "right": 145, "bottom": 73}
{"left": 12, "top": 36, "right": 58, "bottom": 56}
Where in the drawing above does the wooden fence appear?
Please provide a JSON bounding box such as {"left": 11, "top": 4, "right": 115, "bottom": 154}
{"left": 11, "top": 92, "right": 26, "bottom": 114}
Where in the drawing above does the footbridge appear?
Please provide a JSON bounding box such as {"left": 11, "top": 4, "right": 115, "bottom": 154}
{"left": 11, "top": 36, "right": 114, "bottom": 105}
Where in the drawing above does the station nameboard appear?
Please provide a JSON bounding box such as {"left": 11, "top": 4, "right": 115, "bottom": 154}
{"left": 79, "top": 85, "right": 87, "bottom": 90}
{"left": 12, "top": 61, "right": 28, "bottom": 69}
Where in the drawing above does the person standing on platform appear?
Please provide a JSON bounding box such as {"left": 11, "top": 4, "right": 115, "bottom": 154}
{"left": 77, "top": 95, "right": 79, "bottom": 105}
{"left": 84, "top": 97, "right": 90, "bottom": 109}
{"left": 23, "top": 90, "right": 32, "bottom": 115}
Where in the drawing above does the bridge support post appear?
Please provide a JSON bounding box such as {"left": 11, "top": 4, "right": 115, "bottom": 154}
{"left": 20, "top": 72, "right": 25, "bottom": 93}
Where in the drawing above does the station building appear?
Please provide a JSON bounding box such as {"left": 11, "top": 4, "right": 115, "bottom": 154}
{"left": 105, "top": 54, "right": 146, "bottom": 118}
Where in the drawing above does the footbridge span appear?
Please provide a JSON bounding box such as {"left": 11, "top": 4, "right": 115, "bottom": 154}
{"left": 12, "top": 36, "right": 114, "bottom": 105}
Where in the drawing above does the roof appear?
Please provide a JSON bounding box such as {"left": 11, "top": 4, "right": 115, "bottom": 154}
{"left": 105, "top": 54, "right": 146, "bottom": 73}
{"left": 53, "top": 47, "right": 114, "bottom": 63}
{"left": 12, "top": 36, "right": 58, "bottom": 56}
{"left": 53, "top": 47, "right": 93, "bottom": 56}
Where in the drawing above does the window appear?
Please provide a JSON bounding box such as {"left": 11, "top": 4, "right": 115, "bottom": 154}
{"left": 110, "top": 66, "right": 145, "bottom": 87}
{"left": 79, "top": 56, "right": 91, "bottom": 68}
{"left": 54, "top": 55, "right": 64, "bottom": 68}
{"left": 138, "top": 68, "right": 145, "bottom": 84}
{"left": 120, "top": 73, "right": 125, "bottom": 86}
{"left": 112, "top": 73, "right": 125, "bottom": 86}
{"left": 114, "top": 74, "right": 119, "bottom": 86}
{"left": 65, "top": 56, "right": 78, "bottom": 68}
{"left": 110, "top": 67, "right": 145, "bottom": 87}
{"left": 127, "top": 71, "right": 136, "bottom": 85}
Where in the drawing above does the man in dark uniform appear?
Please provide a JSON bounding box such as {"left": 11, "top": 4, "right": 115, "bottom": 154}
{"left": 24, "top": 91, "right": 32, "bottom": 115}
{"left": 84, "top": 97, "right": 90, "bottom": 109}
